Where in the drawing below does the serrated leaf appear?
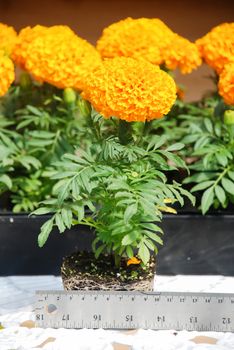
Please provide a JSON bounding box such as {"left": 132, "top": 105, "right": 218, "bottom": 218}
{"left": 28, "top": 130, "right": 55, "bottom": 139}
{"left": 166, "top": 143, "right": 184, "bottom": 152}
{"left": 122, "top": 231, "right": 139, "bottom": 246}
{"left": 191, "top": 180, "right": 215, "bottom": 192}
{"left": 138, "top": 242, "right": 150, "bottom": 265}
{"left": 204, "top": 118, "right": 213, "bottom": 133}
{"left": 216, "top": 154, "right": 228, "bottom": 167}
{"left": 221, "top": 177, "right": 234, "bottom": 195}
{"left": 124, "top": 203, "right": 137, "bottom": 223}
{"left": 94, "top": 244, "right": 106, "bottom": 259}
{"left": 0, "top": 174, "right": 12, "bottom": 189}
{"left": 17, "top": 156, "right": 41, "bottom": 170}
{"left": 215, "top": 185, "right": 226, "bottom": 206}
{"left": 201, "top": 187, "right": 214, "bottom": 214}
{"left": 228, "top": 171, "right": 234, "bottom": 181}
{"left": 26, "top": 105, "right": 42, "bottom": 116}
{"left": 32, "top": 207, "right": 53, "bottom": 215}
{"left": 38, "top": 218, "right": 54, "bottom": 247}
{"left": 61, "top": 208, "right": 73, "bottom": 229}
{"left": 144, "top": 231, "right": 163, "bottom": 244}
{"left": 55, "top": 213, "right": 66, "bottom": 233}
{"left": 126, "top": 246, "right": 134, "bottom": 258}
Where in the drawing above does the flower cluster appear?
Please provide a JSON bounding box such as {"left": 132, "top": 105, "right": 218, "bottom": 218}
{"left": 218, "top": 62, "right": 234, "bottom": 105}
{"left": 96, "top": 17, "right": 201, "bottom": 74}
{"left": 81, "top": 57, "right": 176, "bottom": 122}
{"left": 0, "top": 50, "right": 15, "bottom": 96}
{"left": 0, "top": 23, "right": 17, "bottom": 55}
{"left": 196, "top": 23, "right": 234, "bottom": 73}
{"left": 12, "top": 25, "right": 101, "bottom": 90}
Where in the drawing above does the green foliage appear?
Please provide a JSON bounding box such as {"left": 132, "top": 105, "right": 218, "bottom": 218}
{"left": 170, "top": 97, "right": 234, "bottom": 214}
{"left": 0, "top": 77, "right": 88, "bottom": 212}
{"left": 34, "top": 107, "right": 194, "bottom": 266}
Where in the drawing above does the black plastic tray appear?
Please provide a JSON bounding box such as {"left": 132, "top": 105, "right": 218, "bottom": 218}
{"left": 0, "top": 213, "right": 233, "bottom": 276}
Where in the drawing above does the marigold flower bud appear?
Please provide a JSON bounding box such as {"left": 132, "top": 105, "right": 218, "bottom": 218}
{"left": 19, "top": 72, "right": 32, "bottom": 90}
{"left": 224, "top": 110, "right": 234, "bottom": 125}
{"left": 63, "top": 88, "right": 76, "bottom": 105}
{"left": 77, "top": 98, "right": 92, "bottom": 118}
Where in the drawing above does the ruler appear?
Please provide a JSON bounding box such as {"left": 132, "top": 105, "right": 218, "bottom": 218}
{"left": 35, "top": 291, "right": 234, "bottom": 331}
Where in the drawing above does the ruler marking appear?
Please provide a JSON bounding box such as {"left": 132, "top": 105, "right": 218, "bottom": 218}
{"left": 35, "top": 291, "right": 234, "bottom": 331}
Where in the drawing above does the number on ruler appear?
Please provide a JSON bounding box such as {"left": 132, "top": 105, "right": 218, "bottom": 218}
{"left": 93, "top": 314, "right": 101, "bottom": 321}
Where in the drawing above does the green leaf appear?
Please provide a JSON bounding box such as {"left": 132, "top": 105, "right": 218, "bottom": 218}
{"left": 166, "top": 143, "right": 184, "bottom": 152}
{"left": 191, "top": 180, "right": 215, "bottom": 192}
{"left": 215, "top": 185, "right": 226, "bottom": 206}
{"left": 221, "top": 177, "right": 234, "bottom": 195}
{"left": 124, "top": 203, "right": 137, "bottom": 223}
{"left": 228, "top": 171, "right": 234, "bottom": 181}
{"left": 32, "top": 207, "right": 53, "bottom": 215}
{"left": 204, "top": 118, "right": 213, "bottom": 133}
{"left": 38, "top": 218, "right": 54, "bottom": 247}
{"left": 138, "top": 242, "right": 150, "bottom": 265}
{"left": 61, "top": 208, "right": 73, "bottom": 229}
{"left": 26, "top": 105, "right": 42, "bottom": 116}
{"left": 122, "top": 231, "right": 139, "bottom": 246}
{"left": 55, "top": 213, "right": 66, "bottom": 233}
{"left": 144, "top": 231, "right": 163, "bottom": 245}
{"left": 17, "top": 156, "right": 41, "bottom": 170}
{"left": 0, "top": 174, "right": 12, "bottom": 189}
{"left": 94, "top": 244, "right": 106, "bottom": 259}
{"left": 126, "top": 246, "right": 134, "bottom": 258}
{"left": 216, "top": 154, "right": 228, "bottom": 167}
{"left": 28, "top": 130, "right": 55, "bottom": 139}
{"left": 201, "top": 187, "right": 214, "bottom": 214}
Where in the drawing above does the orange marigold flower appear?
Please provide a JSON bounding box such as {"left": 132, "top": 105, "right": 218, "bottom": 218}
{"left": 97, "top": 17, "right": 201, "bottom": 74}
{"left": 196, "top": 23, "right": 234, "bottom": 73}
{"left": 0, "top": 23, "right": 17, "bottom": 55}
{"left": 81, "top": 57, "right": 176, "bottom": 122}
{"left": 164, "top": 34, "right": 202, "bottom": 74}
{"left": 97, "top": 17, "right": 174, "bottom": 66}
{"left": 0, "top": 50, "right": 15, "bottom": 96}
{"left": 12, "top": 25, "right": 47, "bottom": 69}
{"left": 218, "top": 63, "right": 234, "bottom": 105}
{"left": 12, "top": 25, "right": 101, "bottom": 90}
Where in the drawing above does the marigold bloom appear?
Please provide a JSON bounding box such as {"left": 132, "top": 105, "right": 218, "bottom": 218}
{"left": 218, "top": 63, "right": 234, "bottom": 105}
{"left": 0, "top": 23, "right": 17, "bottom": 55}
{"left": 12, "top": 25, "right": 101, "bottom": 90}
{"left": 196, "top": 23, "right": 234, "bottom": 73}
{"left": 81, "top": 57, "right": 176, "bottom": 122}
{"left": 97, "top": 17, "right": 174, "bottom": 66}
{"left": 97, "top": 17, "right": 201, "bottom": 74}
{"left": 164, "top": 34, "right": 202, "bottom": 74}
{"left": 12, "top": 25, "right": 47, "bottom": 69}
{"left": 0, "top": 50, "right": 15, "bottom": 96}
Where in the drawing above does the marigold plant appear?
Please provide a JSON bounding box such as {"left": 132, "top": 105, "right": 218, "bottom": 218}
{"left": 196, "top": 22, "right": 234, "bottom": 73}
{"left": 81, "top": 57, "right": 177, "bottom": 122}
{"left": 97, "top": 17, "right": 201, "bottom": 74}
{"left": 12, "top": 25, "right": 101, "bottom": 90}
{"left": 0, "top": 23, "right": 17, "bottom": 55}
{"left": 0, "top": 50, "right": 15, "bottom": 96}
{"left": 218, "top": 63, "right": 234, "bottom": 105}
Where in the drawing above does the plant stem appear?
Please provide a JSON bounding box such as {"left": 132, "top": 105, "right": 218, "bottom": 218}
{"left": 212, "top": 165, "right": 230, "bottom": 189}
{"left": 118, "top": 120, "right": 132, "bottom": 145}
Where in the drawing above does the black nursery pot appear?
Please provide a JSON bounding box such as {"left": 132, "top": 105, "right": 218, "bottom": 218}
{"left": 0, "top": 212, "right": 234, "bottom": 276}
